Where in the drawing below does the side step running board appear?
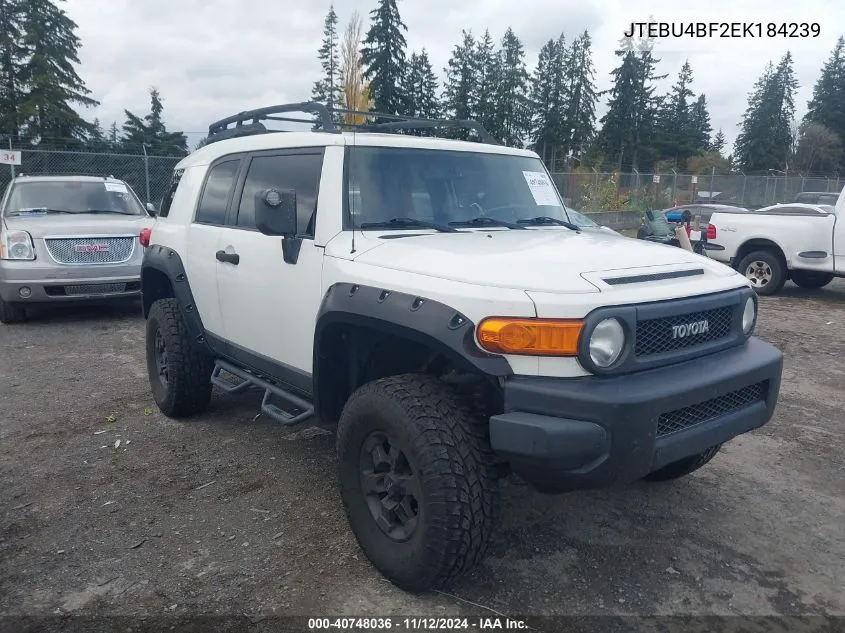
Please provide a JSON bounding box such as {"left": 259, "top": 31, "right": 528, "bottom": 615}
{"left": 210, "top": 359, "right": 315, "bottom": 426}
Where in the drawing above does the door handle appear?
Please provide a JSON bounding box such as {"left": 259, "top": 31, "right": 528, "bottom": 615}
{"left": 215, "top": 250, "right": 240, "bottom": 265}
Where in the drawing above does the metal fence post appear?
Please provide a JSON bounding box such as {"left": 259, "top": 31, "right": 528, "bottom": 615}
{"left": 7, "top": 138, "right": 14, "bottom": 180}
{"left": 141, "top": 143, "right": 151, "bottom": 204}
{"left": 709, "top": 167, "right": 715, "bottom": 203}
{"left": 740, "top": 172, "right": 746, "bottom": 205}
{"left": 671, "top": 168, "right": 677, "bottom": 203}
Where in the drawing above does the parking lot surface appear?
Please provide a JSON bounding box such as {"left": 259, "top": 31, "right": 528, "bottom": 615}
{"left": 1, "top": 281, "right": 844, "bottom": 627}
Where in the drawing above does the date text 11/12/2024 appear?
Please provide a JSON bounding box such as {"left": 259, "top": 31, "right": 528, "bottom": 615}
{"left": 308, "top": 617, "right": 528, "bottom": 630}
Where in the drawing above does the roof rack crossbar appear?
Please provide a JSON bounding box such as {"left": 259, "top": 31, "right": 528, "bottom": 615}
{"left": 205, "top": 101, "right": 498, "bottom": 145}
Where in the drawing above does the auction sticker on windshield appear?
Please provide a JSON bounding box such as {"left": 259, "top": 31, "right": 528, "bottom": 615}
{"left": 522, "top": 171, "right": 560, "bottom": 206}
{"left": 105, "top": 182, "right": 128, "bottom": 194}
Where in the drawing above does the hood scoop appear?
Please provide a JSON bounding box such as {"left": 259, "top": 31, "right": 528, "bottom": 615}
{"left": 601, "top": 268, "right": 705, "bottom": 286}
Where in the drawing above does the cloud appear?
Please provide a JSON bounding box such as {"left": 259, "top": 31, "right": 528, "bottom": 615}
{"left": 64, "top": 0, "right": 844, "bottom": 156}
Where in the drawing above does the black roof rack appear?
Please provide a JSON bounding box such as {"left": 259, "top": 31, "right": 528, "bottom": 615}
{"left": 205, "top": 101, "right": 499, "bottom": 146}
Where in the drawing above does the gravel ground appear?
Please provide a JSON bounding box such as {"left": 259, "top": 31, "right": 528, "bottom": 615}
{"left": 1, "top": 280, "right": 844, "bottom": 631}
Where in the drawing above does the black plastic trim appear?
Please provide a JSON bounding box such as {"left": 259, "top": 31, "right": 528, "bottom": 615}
{"left": 206, "top": 333, "right": 313, "bottom": 397}
{"left": 577, "top": 287, "right": 755, "bottom": 376}
{"left": 602, "top": 268, "right": 704, "bottom": 285}
{"left": 495, "top": 336, "right": 783, "bottom": 490}
{"left": 798, "top": 251, "right": 828, "bottom": 259}
{"left": 141, "top": 245, "right": 212, "bottom": 352}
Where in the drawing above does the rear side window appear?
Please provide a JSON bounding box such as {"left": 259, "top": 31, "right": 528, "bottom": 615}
{"left": 196, "top": 160, "right": 239, "bottom": 225}
{"left": 235, "top": 152, "right": 323, "bottom": 235}
{"left": 158, "top": 168, "right": 184, "bottom": 218}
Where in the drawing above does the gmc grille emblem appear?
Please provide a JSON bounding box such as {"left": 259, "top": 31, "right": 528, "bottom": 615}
{"left": 672, "top": 320, "right": 709, "bottom": 339}
{"left": 74, "top": 243, "right": 110, "bottom": 253}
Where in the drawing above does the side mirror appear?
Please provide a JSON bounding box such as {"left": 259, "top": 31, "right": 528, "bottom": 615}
{"left": 255, "top": 188, "right": 297, "bottom": 237}
{"left": 145, "top": 202, "right": 157, "bottom": 216}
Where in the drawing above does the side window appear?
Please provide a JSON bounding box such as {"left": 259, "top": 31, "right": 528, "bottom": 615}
{"left": 196, "top": 160, "right": 239, "bottom": 225}
{"left": 158, "top": 168, "right": 184, "bottom": 218}
{"left": 235, "top": 152, "right": 323, "bottom": 235}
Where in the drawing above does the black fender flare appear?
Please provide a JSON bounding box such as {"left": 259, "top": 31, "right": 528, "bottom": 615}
{"left": 312, "top": 283, "right": 513, "bottom": 420}
{"left": 141, "top": 244, "right": 211, "bottom": 353}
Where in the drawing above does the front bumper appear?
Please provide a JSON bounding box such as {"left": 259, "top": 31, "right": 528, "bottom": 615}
{"left": 489, "top": 337, "right": 783, "bottom": 490}
{"left": 0, "top": 260, "right": 141, "bottom": 303}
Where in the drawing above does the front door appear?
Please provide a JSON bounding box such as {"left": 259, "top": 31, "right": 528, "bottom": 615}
{"left": 214, "top": 149, "right": 326, "bottom": 385}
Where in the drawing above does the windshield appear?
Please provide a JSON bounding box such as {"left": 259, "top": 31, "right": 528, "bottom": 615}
{"left": 345, "top": 147, "right": 571, "bottom": 229}
{"left": 5, "top": 180, "right": 146, "bottom": 216}
{"left": 565, "top": 208, "right": 598, "bottom": 227}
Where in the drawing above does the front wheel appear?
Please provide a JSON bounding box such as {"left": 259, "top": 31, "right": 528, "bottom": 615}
{"left": 643, "top": 445, "right": 721, "bottom": 482}
{"left": 145, "top": 298, "right": 214, "bottom": 417}
{"left": 336, "top": 374, "right": 500, "bottom": 592}
{"left": 790, "top": 270, "right": 834, "bottom": 289}
{"left": 737, "top": 250, "right": 786, "bottom": 296}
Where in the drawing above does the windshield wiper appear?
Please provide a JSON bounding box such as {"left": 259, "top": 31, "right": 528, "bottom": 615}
{"left": 448, "top": 216, "right": 526, "bottom": 230}
{"left": 517, "top": 216, "right": 581, "bottom": 231}
{"left": 359, "top": 218, "right": 460, "bottom": 233}
{"left": 84, "top": 209, "right": 137, "bottom": 216}
{"left": 8, "top": 207, "right": 73, "bottom": 215}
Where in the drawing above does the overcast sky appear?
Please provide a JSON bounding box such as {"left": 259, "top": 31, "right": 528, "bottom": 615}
{"left": 64, "top": 0, "right": 843, "bottom": 158}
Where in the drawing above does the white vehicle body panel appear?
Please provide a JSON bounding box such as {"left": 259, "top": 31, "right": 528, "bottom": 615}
{"left": 148, "top": 130, "right": 754, "bottom": 380}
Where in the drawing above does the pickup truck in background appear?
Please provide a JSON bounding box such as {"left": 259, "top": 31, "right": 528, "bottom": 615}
{"left": 706, "top": 190, "right": 845, "bottom": 295}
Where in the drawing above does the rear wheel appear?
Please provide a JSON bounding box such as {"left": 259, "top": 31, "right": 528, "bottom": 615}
{"left": 737, "top": 250, "right": 786, "bottom": 296}
{"left": 145, "top": 298, "right": 213, "bottom": 417}
{"left": 0, "top": 297, "right": 26, "bottom": 324}
{"left": 336, "top": 374, "right": 500, "bottom": 592}
{"left": 643, "top": 445, "right": 721, "bottom": 482}
{"left": 790, "top": 270, "right": 834, "bottom": 289}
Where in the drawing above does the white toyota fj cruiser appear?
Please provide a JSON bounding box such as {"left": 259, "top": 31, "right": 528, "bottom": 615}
{"left": 141, "top": 103, "right": 783, "bottom": 591}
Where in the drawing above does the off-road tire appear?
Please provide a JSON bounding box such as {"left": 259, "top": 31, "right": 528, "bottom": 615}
{"left": 0, "top": 297, "right": 26, "bottom": 324}
{"left": 145, "top": 298, "right": 213, "bottom": 418}
{"left": 336, "top": 373, "right": 501, "bottom": 592}
{"left": 643, "top": 444, "right": 722, "bottom": 482}
{"left": 790, "top": 270, "right": 834, "bottom": 290}
{"left": 737, "top": 250, "right": 786, "bottom": 296}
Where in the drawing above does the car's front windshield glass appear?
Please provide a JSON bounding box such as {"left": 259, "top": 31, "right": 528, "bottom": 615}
{"left": 345, "top": 146, "right": 571, "bottom": 229}
{"left": 5, "top": 180, "right": 146, "bottom": 216}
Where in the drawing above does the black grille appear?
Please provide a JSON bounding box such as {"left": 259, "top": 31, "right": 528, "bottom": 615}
{"left": 657, "top": 382, "right": 766, "bottom": 438}
{"left": 635, "top": 306, "right": 732, "bottom": 356}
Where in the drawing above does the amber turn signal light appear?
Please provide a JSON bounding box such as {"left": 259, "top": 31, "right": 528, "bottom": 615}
{"left": 476, "top": 317, "right": 584, "bottom": 356}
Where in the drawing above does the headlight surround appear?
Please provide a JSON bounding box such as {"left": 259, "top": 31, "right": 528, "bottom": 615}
{"left": 742, "top": 296, "right": 757, "bottom": 335}
{"left": 588, "top": 317, "right": 626, "bottom": 368}
{"left": 0, "top": 230, "right": 36, "bottom": 260}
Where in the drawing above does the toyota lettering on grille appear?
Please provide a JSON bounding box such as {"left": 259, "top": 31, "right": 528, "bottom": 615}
{"left": 74, "top": 243, "right": 110, "bottom": 253}
{"left": 672, "top": 319, "right": 710, "bottom": 340}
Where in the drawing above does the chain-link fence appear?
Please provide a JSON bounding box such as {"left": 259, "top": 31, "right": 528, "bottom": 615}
{"left": 1, "top": 149, "right": 182, "bottom": 206}
{"left": 551, "top": 170, "right": 844, "bottom": 212}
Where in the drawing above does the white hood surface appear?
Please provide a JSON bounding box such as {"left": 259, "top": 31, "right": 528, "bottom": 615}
{"left": 352, "top": 229, "right": 736, "bottom": 294}
{"left": 3, "top": 213, "right": 152, "bottom": 239}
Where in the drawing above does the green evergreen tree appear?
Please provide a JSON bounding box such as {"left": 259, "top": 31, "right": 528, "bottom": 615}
{"left": 17, "top": 0, "right": 98, "bottom": 146}
{"left": 360, "top": 0, "right": 407, "bottom": 114}
{"left": 690, "top": 93, "right": 712, "bottom": 152}
{"left": 562, "top": 30, "right": 597, "bottom": 162}
{"left": 121, "top": 88, "right": 187, "bottom": 156}
{"left": 530, "top": 38, "right": 558, "bottom": 162}
{"left": 311, "top": 5, "right": 342, "bottom": 116}
{"left": 474, "top": 29, "right": 498, "bottom": 134}
{"left": 734, "top": 53, "right": 798, "bottom": 172}
{"left": 710, "top": 128, "right": 726, "bottom": 153}
{"left": 491, "top": 27, "right": 530, "bottom": 147}
{"left": 654, "top": 60, "right": 695, "bottom": 166}
{"left": 85, "top": 117, "right": 110, "bottom": 151}
{"left": 402, "top": 49, "right": 439, "bottom": 122}
{"left": 442, "top": 30, "right": 478, "bottom": 136}
{"left": 107, "top": 121, "right": 119, "bottom": 147}
{"left": 804, "top": 36, "right": 845, "bottom": 171}
{"left": 0, "top": 0, "right": 25, "bottom": 136}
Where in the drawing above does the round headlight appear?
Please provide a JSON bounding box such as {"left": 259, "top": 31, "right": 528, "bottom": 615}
{"left": 9, "top": 242, "right": 32, "bottom": 259}
{"left": 742, "top": 296, "right": 756, "bottom": 334}
{"left": 589, "top": 318, "right": 625, "bottom": 368}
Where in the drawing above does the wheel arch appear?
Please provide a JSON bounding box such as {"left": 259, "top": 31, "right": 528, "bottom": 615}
{"left": 734, "top": 238, "right": 788, "bottom": 270}
{"left": 312, "top": 283, "right": 512, "bottom": 425}
{"left": 141, "top": 244, "right": 211, "bottom": 351}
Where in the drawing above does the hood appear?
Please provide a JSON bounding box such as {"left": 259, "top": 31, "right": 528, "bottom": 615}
{"left": 352, "top": 228, "right": 735, "bottom": 294}
{"left": 2, "top": 213, "right": 152, "bottom": 239}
